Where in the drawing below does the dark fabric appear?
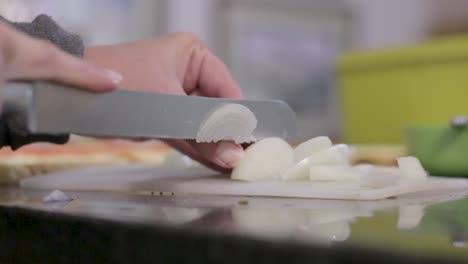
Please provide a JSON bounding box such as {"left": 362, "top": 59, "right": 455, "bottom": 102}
{"left": 0, "top": 109, "right": 68, "bottom": 150}
{"left": 0, "top": 15, "right": 84, "bottom": 149}
{"left": 1, "top": 14, "right": 84, "bottom": 57}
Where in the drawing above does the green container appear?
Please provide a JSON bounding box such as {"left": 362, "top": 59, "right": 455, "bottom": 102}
{"left": 405, "top": 126, "right": 468, "bottom": 176}
{"left": 338, "top": 36, "right": 468, "bottom": 144}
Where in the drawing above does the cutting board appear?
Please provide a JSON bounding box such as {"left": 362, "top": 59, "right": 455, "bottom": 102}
{"left": 20, "top": 165, "right": 468, "bottom": 200}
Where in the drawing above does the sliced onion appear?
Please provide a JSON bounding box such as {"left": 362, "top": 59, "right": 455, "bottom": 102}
{"left": 359, "top": 174, "right": 400, "bottom": 188}
{"left": 231, "top": 137, "right": 294, "bottom": 181}
{"left": 397, "top": 156, "right": 427, "bottom": 180}
{"left": 334, "top": 144, "right": 351, "bottom": 165}
{"left": 352, "top": 164, "right": 374, "bottom": 174}
{"left": 282, "top": 145, "right": 348, "bottom": 180}
{"left": 368, "top": 166, "right": 402, "bottom": 177}
{"left": 294, "top": 136, "right": 332, "bottom": 162}
{"left": 196, "top": 103, "right": 257, "bottom": 144}
{"left": 309, "top": 166, "right": 362, "bottom": 181}
{"left": 352, "top": 164, "right": 402, "bottom": 187}
{"left": 281, "top": 159, "right": 314, "bottom": 181}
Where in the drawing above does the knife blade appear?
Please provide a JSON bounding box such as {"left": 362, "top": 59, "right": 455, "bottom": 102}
{"left": 0, "top": 82, "right": 298, "bottom": 142}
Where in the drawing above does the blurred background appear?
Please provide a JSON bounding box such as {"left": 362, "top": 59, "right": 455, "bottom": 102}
{"left": 2, "top": 0, "right": 468, "bottom": 143}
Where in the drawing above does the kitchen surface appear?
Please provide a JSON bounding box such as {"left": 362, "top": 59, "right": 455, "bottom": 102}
{"left": 2, "top": 0, "right": 468, "bottom": 263}
{"left": 1, "top": 185, "right": 468, "bottom": 263}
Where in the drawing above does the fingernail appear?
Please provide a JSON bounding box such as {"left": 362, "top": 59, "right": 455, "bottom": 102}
{"left": 105, "top": 69, "right": 123, "bottom": 84}
{"left": 214, "top": 142, "right": 244, "bottom": 168}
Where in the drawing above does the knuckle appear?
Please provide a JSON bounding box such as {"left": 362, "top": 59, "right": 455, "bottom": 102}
{"left": 170, "top": 32, "right": 206, "bottom": 48}
{"left": 31, "top": 40, "right": 60, "bottom": 69}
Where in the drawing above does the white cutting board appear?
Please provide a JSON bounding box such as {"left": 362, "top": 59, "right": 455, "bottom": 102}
{"left": 20, "top": 165, "right": 468, "bottom": 200}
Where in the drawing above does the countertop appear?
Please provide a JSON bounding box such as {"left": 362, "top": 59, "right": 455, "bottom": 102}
{"left": 1, "top": 186, "right": 468, "bottom": 263}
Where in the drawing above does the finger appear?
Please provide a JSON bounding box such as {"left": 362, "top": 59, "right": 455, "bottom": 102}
{"left": 187, "top": 140, "right": 244, "bottom": 169}
{"left": 0, "top": 22, "right": 121, "bottom": 92}
{"left": 163, "top": 139, "right": 230, "bottom": 173}
{"left": 183, "top": 43, "right": 242, "bottom": 99}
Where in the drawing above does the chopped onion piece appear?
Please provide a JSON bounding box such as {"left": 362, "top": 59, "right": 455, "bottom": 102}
{"left": 282, "top": 158, "right": 313, "bottom": 180}
{"left": 308, "top": 145, "right": 348, "bottom": 165}
{"left": 282, "top": 146, "right": 348, "bottom": 180}
{"left": 352, "top": 164, "right": 374, "bottom": 174}
{"left": 163, "top": 150, "right": 198, "bottom": 168}
{"left": 196, "top": 103, "right": 257, "bottom": 144}
{"left": 294, "top": 136, "right": 332, "bottom": 162}
{"left": 397, "top": 156, "right": 427, "bottom": 180}
{"left": 232, "top": 137, "right": 294, "bottom": 181}
{"left": 334, "top": 144, "right": 351, "bottom": 165}
{"left": 369, "top": 166, "right": 402, "bottom": 177}
{"left": 352, "top": 164, "right": 401, "bottom": 188}
{"left": 353, "top": 164, "right": 402, "bottom": 177}
{"left": 359, "top": 174, "right": 400, "bottom": 188}
{"left": 309, "top": 166, "right": 362, "bottom": 181}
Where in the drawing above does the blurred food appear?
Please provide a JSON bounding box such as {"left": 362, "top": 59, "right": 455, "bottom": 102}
{"left": 349, "top": 145, "right": 407, "bottom": 166}
{"left": 0, "top": 136, "right": 170, "bottom": 184}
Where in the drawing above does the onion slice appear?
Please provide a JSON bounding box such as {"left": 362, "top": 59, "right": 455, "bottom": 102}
{"left": 309, "top": 166, "right": 362, "bottom": 181}
{"left": 397, "top": 156, "right": 427, "bottom": 180}
{"left": 294, "top": 136, "right": 332, "bottom": 162}
{"left": 232, "top": 137, "right": 294, "bottom": 181}
{"left": 196, "top": 103, "right": 257, "bottom": 144}
{"left": 282, "top": 145, "right": 348, "bottom": 180}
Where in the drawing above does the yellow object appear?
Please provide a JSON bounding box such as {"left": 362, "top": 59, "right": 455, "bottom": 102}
{"left": 349, "top": 144, "right": 407, "bottom": 166}
{"left": 337, "top": 36, "right": 468, "bottom": 144}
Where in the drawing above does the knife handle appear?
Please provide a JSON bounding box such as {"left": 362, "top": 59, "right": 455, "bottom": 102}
{"left": 0, "top": 81, "right": 70, "bottom": 149}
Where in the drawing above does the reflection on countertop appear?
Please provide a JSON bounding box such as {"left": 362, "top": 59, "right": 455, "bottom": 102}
{"left": 1, "top": 186, "right": 468, "bottom": 261}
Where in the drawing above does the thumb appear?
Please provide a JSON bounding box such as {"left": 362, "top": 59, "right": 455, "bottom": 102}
{"left": 189, "top": 141, "right": 244, "bottom": 169}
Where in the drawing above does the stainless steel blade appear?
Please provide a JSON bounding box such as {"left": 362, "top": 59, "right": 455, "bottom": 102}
{"left": 1, "top": 82, "right": 298, "bottom": 142}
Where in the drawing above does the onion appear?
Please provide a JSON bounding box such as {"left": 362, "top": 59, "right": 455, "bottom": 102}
{"left": 282, "top": 145, "right": 348, "bottom": 180}
{"left": 352, "top": 164, "right": 402, "bottom": 187}
{"left": 397, "top": 156, "right": 427, "bottom": 180}
{"left": 231, "top": 137, "right": 294, "bottom": 181}
{"left": 333, "top": 144, "right": 351, "bottom": 166}
{"left": 352, "top": 164, "right": 374, "bottom": 174}
{"left": 196, "top": 103, "right": 257, "bottom": 144}
{"left": 359, "top": 174, "right": 399, "bottom": 188}
{"left": 163, "top": 150, "right": 198, "bottom": 168}
{"left": 294, "top": 136, "right": 332, "bottom": 162}
{"left": 309, "top": 166, "right": 362, "bottom": 181}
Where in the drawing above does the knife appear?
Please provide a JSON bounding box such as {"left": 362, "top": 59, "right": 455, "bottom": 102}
{"left": 0, "top": 82, "right": 298, "bottom": 142}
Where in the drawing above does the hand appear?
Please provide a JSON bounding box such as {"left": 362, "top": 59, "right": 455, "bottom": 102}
{"left": 84, "top": 32, "right": 244, "bottom": 172}
{"left": 0, "top": 21, "right": 121, "bottom": 91}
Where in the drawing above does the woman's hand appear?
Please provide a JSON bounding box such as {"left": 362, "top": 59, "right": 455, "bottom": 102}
{"left": 85, "top": 32, "right": 245, "bottom": 172}
{"left": 0, "top": 21, "right": 121, "bottom": 91}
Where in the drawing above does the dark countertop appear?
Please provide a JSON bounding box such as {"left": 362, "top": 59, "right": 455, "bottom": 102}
{"left": 1, "top": 186, "right": 468, "bottom": 263}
